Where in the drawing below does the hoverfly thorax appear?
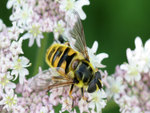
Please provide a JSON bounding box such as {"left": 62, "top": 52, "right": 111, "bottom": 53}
{"left": 87, "top": 71, "right": 102, "bottom": 93}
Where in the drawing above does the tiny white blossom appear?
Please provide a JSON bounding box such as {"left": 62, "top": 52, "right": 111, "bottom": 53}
{"left": 10, "top": 38, "right": 23, "bottom": 55}
{"left": 88, "top": 41, "right": 109, "bottom": 68}
{"left": 78, "top": 98, "right": 89, "bottom": 113}
{"left": 60, "top": 0, "right": 90, "bottom": 20}
{"left": 0, "top": 89, "right": 17, "bottom": 111}
{"left": 106, "top": 76, "right": 125, "bottom": 100}
{"left": 7, "top": 0, "right": 25, "bottom": 9}
{"left": 0, "top": 56, "right": 12, "bottom": 73}
{"left": 120, "top": 63, "right": 141, "bottom": 85}
{"left": 0, "top": 72, "right": 16, "bottom": 90}
{"left": 61, "top": 97, "right": 72, "bottom": 112}
{"left": 134, "top": 37, "right": 150, "bottom": 73}
{"left": 8, "top": 22, "right": 24, "bottom": 40}
{"left": 22, "top": 23, "right": 43, "bottom": 47}
{"left": 40, "top": 106, "right": 48, "bottom": 113}
{"left": 54, "top": 20, "right": 66, "bottom": 39}
{"left": 11, "top": 56, "right": 31, "bottom": 84}
{"left": 10, "top": 3, "right": 33, "bottom": 28}
{"left": 12, "top": 105, "right": 25, "bottom": 113}
{"left": 88, "top": 89, "right": 107, "bottom": 113}
{"left": 0, "top": 35, "right": 10, "bottom": 49}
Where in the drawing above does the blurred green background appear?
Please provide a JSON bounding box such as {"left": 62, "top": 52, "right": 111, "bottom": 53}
{"left": 1, "top": 0, "right": 150, "bottom": 113}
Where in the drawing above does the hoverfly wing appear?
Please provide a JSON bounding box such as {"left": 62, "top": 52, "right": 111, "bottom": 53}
{"left": 68, "top": 11, "right": 89, "bottom": 60}
{"left": 29, "top": 69, "right": 53, "bottom": 91}
{"left": 29, "top": 68, "right": 73, "bottom": 91}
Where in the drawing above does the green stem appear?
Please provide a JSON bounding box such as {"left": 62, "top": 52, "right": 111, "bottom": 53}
{"left": 32, "top": 33, "right": 50, "bottom": 77}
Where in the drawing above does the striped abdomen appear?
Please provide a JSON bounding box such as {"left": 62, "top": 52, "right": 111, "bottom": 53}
{"left": 46, "top": 44, "right": 77, "bottom": 75}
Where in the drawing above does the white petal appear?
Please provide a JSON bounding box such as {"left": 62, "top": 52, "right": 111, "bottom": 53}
{"left": 91, "top": 41, "right": 98, "bottom": 53}
{"left": 20, "top": 56, "right": 29, "bottom": 66}
{"left": 126, "top": 48, "right": 133, "bottom": 63}
{"left": 97, "top": 53, "right": 109, "bottom": 62}
{"left": 144, "top": 39, "right": 150, "bottom": 50}
{"left": 75, "top": 0, "right": 90, "bottom": 20}
{"left": 135, "top": 37, "right": 143, "bottom": 51}
{"left": 28, "top": 37, "right": 35, "bottom": 47}
{"left": 36, "top": 37, "right": 41, "bottom": 47}
{"left": 11, "top": 70, "right": 19, "bottom": 81}
{"left": 19, "top": 75, "right": 25, "bottom": 84}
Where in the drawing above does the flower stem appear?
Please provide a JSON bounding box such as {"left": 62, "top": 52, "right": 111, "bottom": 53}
{"left": 32, "top": 33, "right": 52, "bottom": 77}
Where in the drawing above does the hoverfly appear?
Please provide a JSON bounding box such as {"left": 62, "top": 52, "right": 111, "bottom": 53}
{"left": 30, "top": 12, "right": 102, "bottom": 100}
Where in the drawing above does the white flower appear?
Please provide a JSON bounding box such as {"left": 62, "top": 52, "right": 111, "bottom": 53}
{"left": 12, "top": 105, "right": 25, "bottom": 113}
{"left": 78, "top": 98, "right": 89, "bottom": 113}
{"left": 120, "top": 63, "right": 141, "bottom": 85}
{"left": 54, "top": 20, "right": 65, "bottom": 39}
{"left": 88, "top": 41, "right": 109, "bottom": 68}
{"left": 11, "top": 56, "right": 31, "bottom": 84}
{"left": 40, "top": 106, "right": 48, "bottom": 113}
{"left": 88, "top": 89, "right": 107, "bottom": 113}
{"left": 61, "top": 97, "right": 72, "bottom": 112}
{"left": 7, "top": 0, "right": 25, "bottom": 9}
{"left": 0, "top": 34, "right": 10, "bottom": 49}
{"left": 10, "top": 3, "right": 32, "bottom": 28}
{"left": 0, "top": 89, "right": 17, "bottom": 111}
{"left": 0, "top": 55, "right": 12, "bottom": 73}
{"left": 0, "top": 72, "right": 16, "bottom": 90}
{"left": 8, "top": 22, "right": 24, "bottom": 40}
{"left": 10, "top": 38, "right": 23, "bottom": 55}
{"left": 106, "top": 76, "right": 125, "bottom": 100}
{"left": 0, "top": 19, "right": 5, "bottom": 31}
{"left": 22, "top": 23, "right": 43, "bottom": 47}
{"left": 125, "top": 37, "right": 150, "bottom": 73}
{"left": 134, "top": 37, "right": 150, "bottom": 73}
{"left": 59, "top": 0, "right": 90, "bottom": 20}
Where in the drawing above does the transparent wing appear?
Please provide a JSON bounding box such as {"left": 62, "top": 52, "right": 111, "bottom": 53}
{"left": 29, "top": 68, "right": 73, "bottom": 91}
{"left": 68, "top": 11, "right": 89, "bottom": 60}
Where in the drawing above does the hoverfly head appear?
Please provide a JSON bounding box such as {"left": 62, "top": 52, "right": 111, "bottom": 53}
{"left": 87, "top": 71, "right": 102, "bottom": 93}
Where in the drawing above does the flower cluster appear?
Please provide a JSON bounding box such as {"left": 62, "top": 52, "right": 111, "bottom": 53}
{"left": 14, "top": 67, "right": 107, "bottom": 113}
{"left": 0, "top": 19, "right": 30, "bottom": 111}
{"left": 7, "top": 0, "right": 90, "bottom": 47}
{"left": 0, "top": 0, "right": 109, "bottom": 112}
{"left": 105, "top": 37, "right": 150, "bottom": 113}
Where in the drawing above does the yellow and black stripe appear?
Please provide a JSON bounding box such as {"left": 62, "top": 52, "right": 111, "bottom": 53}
{"left": 46, "top": 44, "right": 78, "bottom": 75}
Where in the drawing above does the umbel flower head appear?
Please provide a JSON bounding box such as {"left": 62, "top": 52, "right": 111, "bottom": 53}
{"left": 0, "top": 0, "right": 109, "bottom": 113}
{"left": 106, "top": 37, "right": 150, "bottom": 113}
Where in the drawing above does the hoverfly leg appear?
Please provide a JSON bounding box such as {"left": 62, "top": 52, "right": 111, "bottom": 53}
{"left": 69, "top": 84, "right": 74, "bottom": 99}
{"left": 81, "top": 87, "right": 87, "bottom": 101}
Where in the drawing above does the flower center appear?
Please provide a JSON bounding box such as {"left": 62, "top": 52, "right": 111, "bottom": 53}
{"left": 29, "top": 24, "right": 41, "bottom": 37}
{"left": 0, "top": 75, "right": 9, "bottom": 87}
{"left": 14, "top": 58, "right": 22, "bottom": 70}
{"left": 22, "top": 11, "right": 28, "bottom": 20}
{"left": 17, "top": 0, "right": 21, "bottom": 4}
{"left": 66, "top": 0, "right": 74, "bottom": 10}
{"left": 129, "top": 67, "right": 138, "bottom": 76}
{"left": 5, "top": 96, "right": 16, "bottom": 107}
{"left": 54, "top": 23, "right": 64, "bottom": 34}
{"left": 111, "top": 84, "right": 120, "bottom": 93}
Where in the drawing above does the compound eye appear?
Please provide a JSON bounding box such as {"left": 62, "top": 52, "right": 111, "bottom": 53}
{"left": 95, "top": 71, "right": 102, "bottom": 80}
{"left": 87, "top": 80, "right": 96, "bottom": 93}
{"left": 72, "top": 60, "right": 79, "bottom": 70}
